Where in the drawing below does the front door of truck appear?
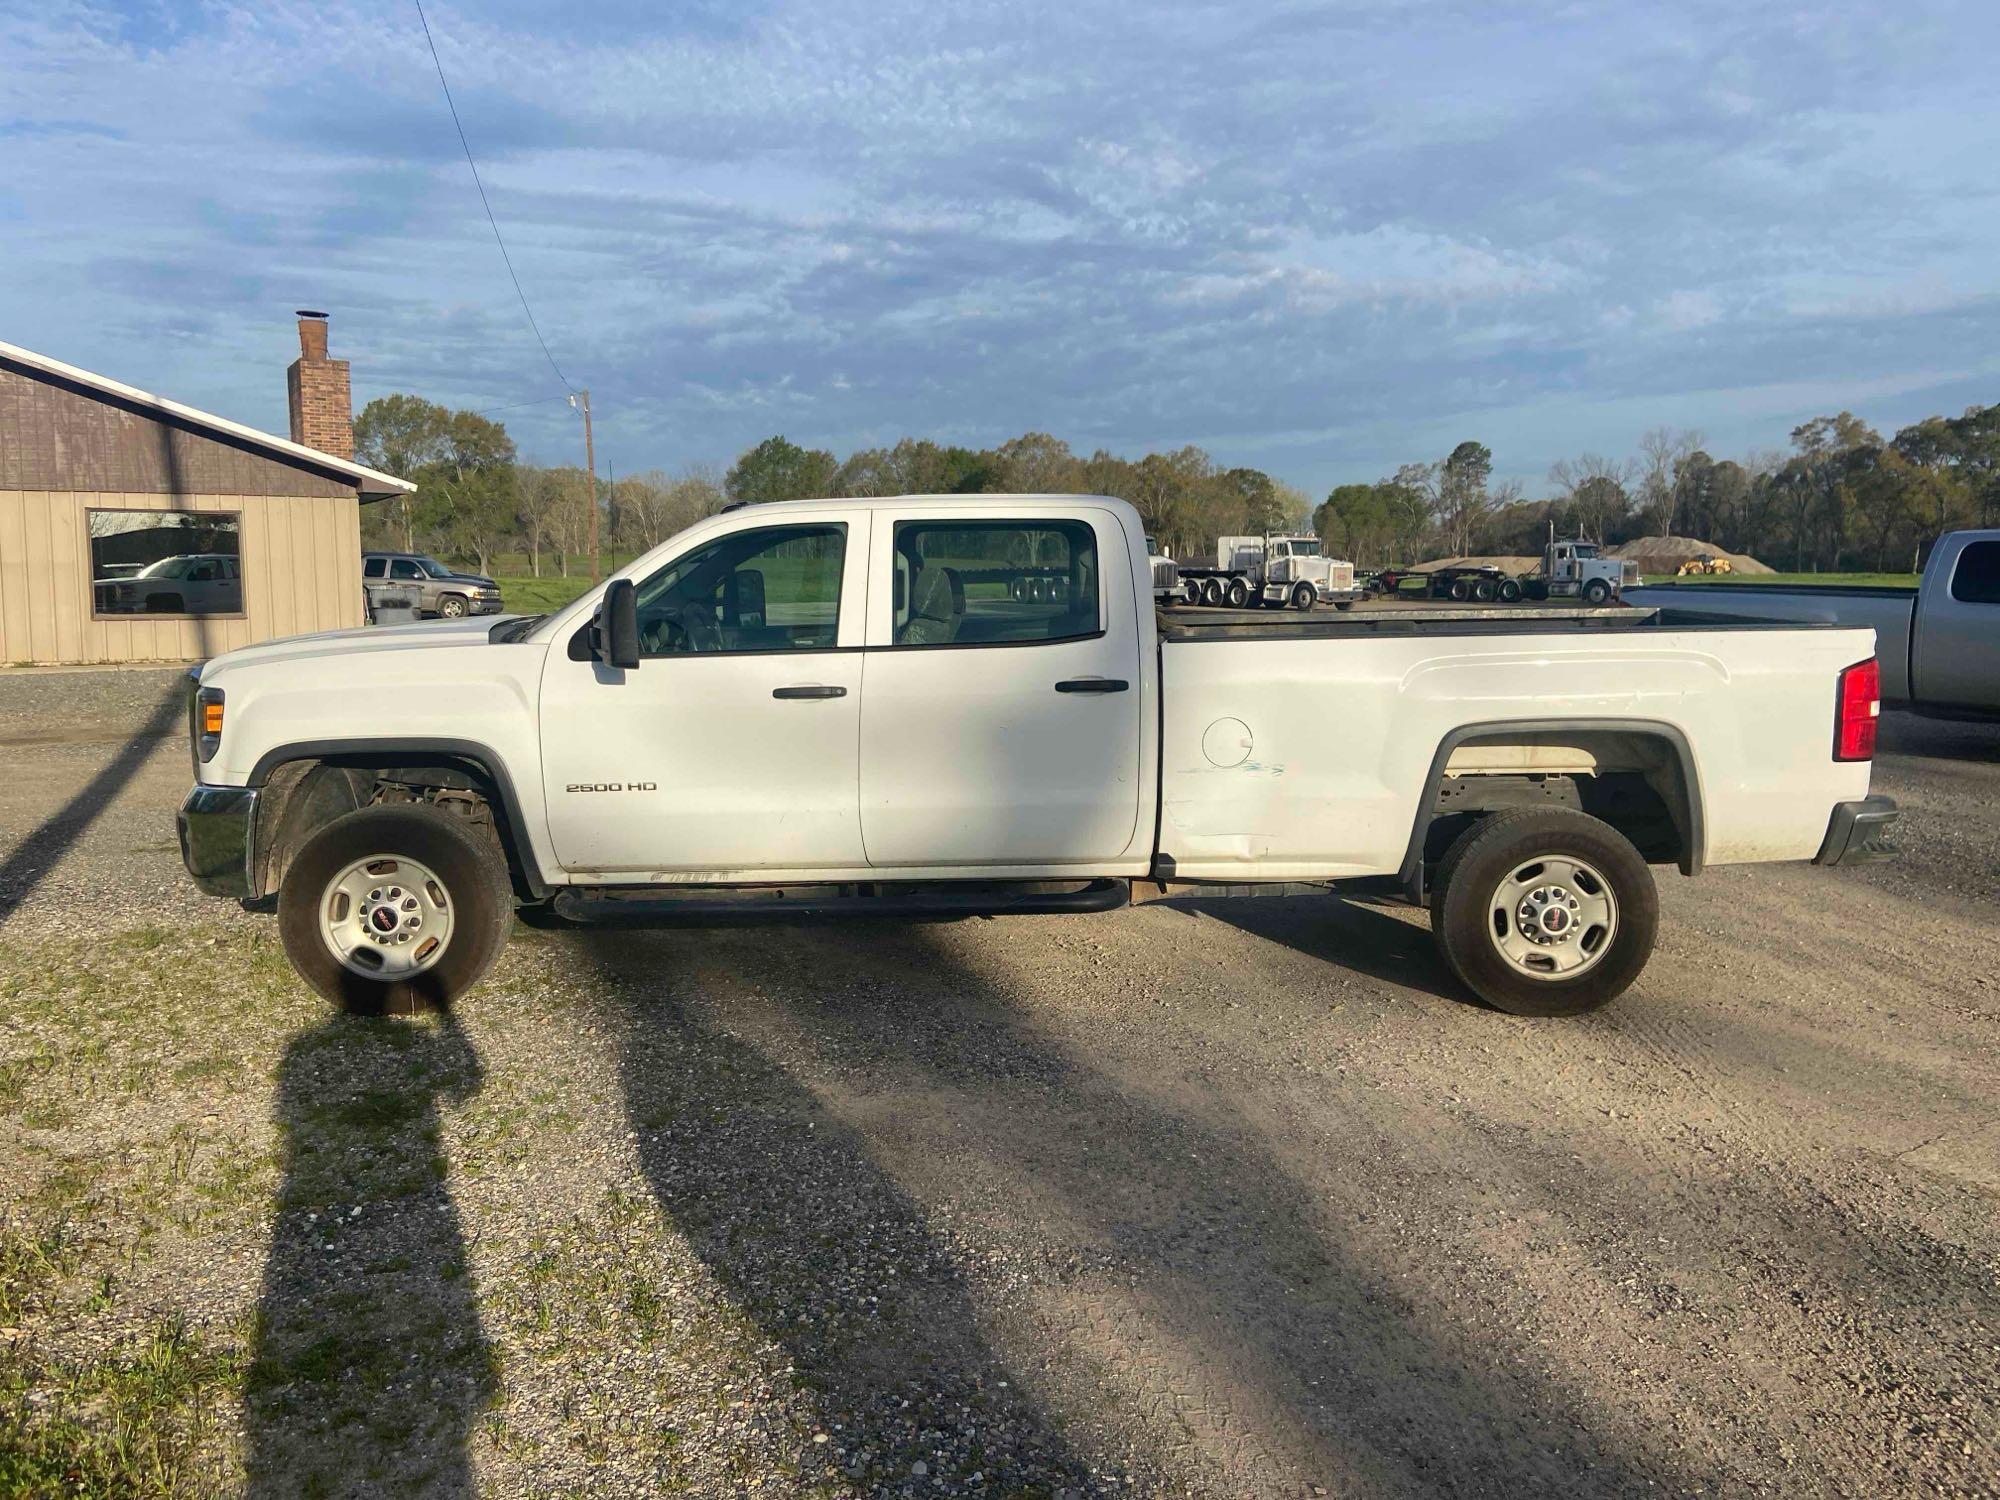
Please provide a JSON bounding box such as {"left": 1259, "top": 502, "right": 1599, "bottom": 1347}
{"left": 1913, "top": 537, "right": 2000, "bottom": 712}
{"left": 538, "top": 514, "right": 871, "bottom": 874}
{"left": 856, "top": 506, "right": 1146, "bottom": 869}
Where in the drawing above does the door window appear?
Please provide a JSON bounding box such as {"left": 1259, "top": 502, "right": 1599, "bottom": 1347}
{"left": 634, "top": 524, "right": 845, "bottom": 655}
{"left": 1948, "top": 540, "right": 2000, "bottom": 604}
{"left": 890, "top": 520, "right": 1099, "bottom": 646}
{"left": 391, "top": 559, "right": 424, "bottom": 581}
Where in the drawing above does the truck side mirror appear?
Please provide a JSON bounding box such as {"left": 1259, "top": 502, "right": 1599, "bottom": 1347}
{"left": 597, "top": 578, "right": 641, "bottom": 670}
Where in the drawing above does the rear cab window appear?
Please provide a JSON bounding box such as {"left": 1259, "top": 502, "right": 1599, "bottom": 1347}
{"left": 885, "top": 518, "right": 1101, "bottom": 647}
{"left": 1948, "top": 540, "right": 2000, "bottom": 604}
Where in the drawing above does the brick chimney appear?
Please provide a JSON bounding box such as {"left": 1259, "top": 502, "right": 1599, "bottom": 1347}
{"left": 286, "top": 310, "right": 353, "bottom": 460}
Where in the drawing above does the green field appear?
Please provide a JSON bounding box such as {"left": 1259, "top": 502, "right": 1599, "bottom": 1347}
{"left": 491, "top": 573, "right": 601, "bottom": 614}
{"left": 1634, "top": 572, "right": 1918, "bottom": 588}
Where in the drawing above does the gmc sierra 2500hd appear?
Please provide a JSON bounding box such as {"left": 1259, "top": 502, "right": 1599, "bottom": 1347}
{"left": 177, "top": 495, "right": 1896, "bottom": 1017}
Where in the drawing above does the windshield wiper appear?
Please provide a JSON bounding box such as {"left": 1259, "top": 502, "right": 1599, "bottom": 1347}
{"left": 490, "top": 614, "right": 545, "bottom": 644}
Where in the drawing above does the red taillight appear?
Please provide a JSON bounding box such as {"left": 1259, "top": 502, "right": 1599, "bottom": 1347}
{"left": 1835, "top": 657, "right": 1879, "bottom": 761}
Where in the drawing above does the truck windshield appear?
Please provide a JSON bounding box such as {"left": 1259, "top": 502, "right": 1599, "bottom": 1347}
{"left": 1291, "top": 539, "right": 1321, "bottom": 556}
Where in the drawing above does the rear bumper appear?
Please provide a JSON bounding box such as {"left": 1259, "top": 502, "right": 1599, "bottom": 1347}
{"left": 177, "top": 785, "right": 259, "bottom": 898}
{"left": 1813, "top": 794, "right": 1899, "bottom": 866}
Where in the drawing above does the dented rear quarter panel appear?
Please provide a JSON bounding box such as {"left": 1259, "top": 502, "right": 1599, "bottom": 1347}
{"left": 1157, "top": 625, "right": 1878, "bottom": 880}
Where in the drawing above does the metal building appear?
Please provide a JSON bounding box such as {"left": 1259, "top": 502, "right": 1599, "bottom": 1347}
{"left": 0, "top": 316, "right": 413, "bottom": 665}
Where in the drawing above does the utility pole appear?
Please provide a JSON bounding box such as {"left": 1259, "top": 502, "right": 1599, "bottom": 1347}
{"left": 572, "top": 389, "right": 600, "bottom": 583}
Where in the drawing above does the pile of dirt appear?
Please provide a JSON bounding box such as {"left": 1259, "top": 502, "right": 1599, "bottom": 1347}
{"left": 1608, "top": 536, "right": 1773, "bottom": 575}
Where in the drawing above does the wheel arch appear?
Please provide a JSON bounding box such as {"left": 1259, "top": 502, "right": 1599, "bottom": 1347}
{"left": 246, "top": 737, "right": 547, "bottom": 901}
{"left": 1398, "top": 718, "right": 1704, "bottom": 900}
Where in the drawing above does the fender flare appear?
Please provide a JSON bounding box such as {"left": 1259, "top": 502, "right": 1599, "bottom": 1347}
{"left": 1397, "top": 717, "right": 1705, "bottom": 900}
{"left": 247, "top": 737, "right": 548, "bottom": 898}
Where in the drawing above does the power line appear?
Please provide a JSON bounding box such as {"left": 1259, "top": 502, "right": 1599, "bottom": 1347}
{"left": 475, "top": 393, "right": 575, "bottom": 417}
{"left": 412, "top": 0, "right": 576, "bottom": 394}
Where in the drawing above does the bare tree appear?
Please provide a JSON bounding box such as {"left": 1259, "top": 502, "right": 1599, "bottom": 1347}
{"left": 1635, "top": 427, "right": 1703, "bottom": 537}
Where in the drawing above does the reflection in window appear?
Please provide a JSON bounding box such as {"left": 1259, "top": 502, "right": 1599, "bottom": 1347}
{"left": 634, "top": 524, "right": 846, "bottom": 655}
{"left": 891, "top": 520, "right": 1099, "bottom": 646}
{"left": 89, "top": 510, "right": 243, "bottom": 617}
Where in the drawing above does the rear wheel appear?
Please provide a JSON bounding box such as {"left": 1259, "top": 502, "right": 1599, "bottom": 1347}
{"left": 1473, "top": 577, "right": 1497, "bottom": 602}
{"left": 1291, "top": 583, "right": 1316, "bottom": 611}
{"left": 1498, "top": 578, "right": 1522, "bottom": 603}
{"left": 1183, "top": 578, "right": 1203, "bottom": 606}
{"left": 1200, "top": 578, "right": 1224, "bottom": 607}
{"left": 1225, "top": 577, "right": 1250, "bottom": 609}
{"left": 1450, "top": 578, "right": 1472, "bottom": 601}
{"left": 1429, "top": 808, "right": 1657, "bottom": 1016}
{"left": 278, "top": 805, "right": 512, "bottom": 1015}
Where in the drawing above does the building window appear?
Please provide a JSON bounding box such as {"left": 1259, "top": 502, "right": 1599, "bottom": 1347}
{"left": 890, "top": 519, "right": 1100, "bottom": 646}
{"left": 88, "top": 510, "right": 244, "bottom": 618}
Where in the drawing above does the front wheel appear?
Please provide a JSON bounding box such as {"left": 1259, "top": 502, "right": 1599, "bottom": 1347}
{"left": 1291, "top": 583, "right": 1316, "bottom": 611}
{"left": 1582, "top": 579, "right": 1612, "bottom": 605}
{"left": 437, "top": 593, "right": 469, "bottom": 619}
{"left": 278, "top": 805, "right": 513, "bottom": 1015}
{"left": 1429, "top": 808, "right": 1657, "bottom": 1016}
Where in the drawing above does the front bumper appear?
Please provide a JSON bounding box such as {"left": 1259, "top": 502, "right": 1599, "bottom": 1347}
{"left": 1813, "top": 794, "right": 1899, "bottom": 867}
{"left": 177, "top": 785, "right": 260, "bottom": 898}
{"left": 472, "top": 597, "right": 506, "bottom": 615}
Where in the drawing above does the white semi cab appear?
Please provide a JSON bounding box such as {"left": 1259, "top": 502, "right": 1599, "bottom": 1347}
{"left": 1178, "top": 534, "right": 1360, "bottom": 610}
{"left": 178, "top": 495, "right": 1896, "bottom": 1018}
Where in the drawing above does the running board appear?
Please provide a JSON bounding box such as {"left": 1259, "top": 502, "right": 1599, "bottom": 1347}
{"left": 550, "top": 877, "right": 1131, "bottom": 926}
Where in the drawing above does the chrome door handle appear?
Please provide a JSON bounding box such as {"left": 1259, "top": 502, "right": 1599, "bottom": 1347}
{"left": 1055, "top": 678, "right": 1129, "bottom": 694}
{"left": 772, "top": 685, "right": 847, "bottom": 700}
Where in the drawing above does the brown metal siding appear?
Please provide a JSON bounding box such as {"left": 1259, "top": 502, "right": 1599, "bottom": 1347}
{"left": 0, "top": 362, "right": 353, "bottom": 499}
{"left": 0, "top": 490, "right": 364, "bottom": 664}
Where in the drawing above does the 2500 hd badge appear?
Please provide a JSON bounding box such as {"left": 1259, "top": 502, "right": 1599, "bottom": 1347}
{"left": 566, "top": 782, "right": 658, "bottom": 793}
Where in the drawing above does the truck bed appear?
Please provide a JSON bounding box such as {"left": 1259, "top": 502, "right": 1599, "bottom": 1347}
{"left": 1158, "top": 603, "right": 1848, "bottom": 641}
{"left": 1620, "top": 584, "right": 1918, "bottom": 700}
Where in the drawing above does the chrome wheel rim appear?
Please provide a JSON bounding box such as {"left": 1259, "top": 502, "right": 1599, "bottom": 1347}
{"left": 1486, "top": 854, "right": 1616, "bottom": 980}
{"left": 319, "top": 854, "right": 454, "bottom": 979}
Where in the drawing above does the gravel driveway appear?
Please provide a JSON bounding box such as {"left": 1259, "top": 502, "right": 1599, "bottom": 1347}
{"left": 1, "top": 668, "right": 1994, "bottom": 1497}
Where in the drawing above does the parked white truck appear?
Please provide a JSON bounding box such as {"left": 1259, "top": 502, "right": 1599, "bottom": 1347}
{"left": 1177, "top": 534, "right": 1361, "bottom": 610}
{"left": 178, "top": 494, "right": 1896, "bottom": 1019}
{"left": 1625, "top": 528, "right": 2000, "bottom": 718}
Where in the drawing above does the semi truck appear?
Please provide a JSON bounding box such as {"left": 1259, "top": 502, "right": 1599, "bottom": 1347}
{"left": 178, "top": 494, "right": 1895, "bottom": 1021}
{"left": 1176, "top": 533, "right": 1361, "bottom": 610}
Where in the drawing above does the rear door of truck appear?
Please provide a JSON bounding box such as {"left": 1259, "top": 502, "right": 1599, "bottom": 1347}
{"left": 857, "top": 503, "right": 1148, "bottom": 868}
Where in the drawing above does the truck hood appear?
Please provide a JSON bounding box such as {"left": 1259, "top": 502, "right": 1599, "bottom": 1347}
{"left": 198, "top": 615, "right": 527, "bottom": 679}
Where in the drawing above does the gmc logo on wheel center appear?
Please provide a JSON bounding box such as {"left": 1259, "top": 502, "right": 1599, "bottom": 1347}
{"left": 566, "top": 782, "right": 659, "bottom": 793}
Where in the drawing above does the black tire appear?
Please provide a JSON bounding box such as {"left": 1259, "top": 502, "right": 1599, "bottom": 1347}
{"left": 1428, "top": 808, "right": 1657, "bottom": 1017}
{"left": 278, "top": 805, "right": 513, "bottom": 1016}
{"left": 1450, "top": 578, "right": 1472, "bottom": 601}
{"left": 1291, "top": 583, "right": 1316, "bottom": 611}
{"left": 1334, "top": 600, "right": 1354, "bottom": 610}
{"left": 1525, "top": 579, "right": 1550, "bottom": 601}
{"left": 438, "top": 593, "right": 469, "bottom": 618}
{"left": 1225, "top": 577, "right": 1250, "bottom": 609}
{"left": 1183, "top": 579, "right": 1203, "bottom": 606}
{"left": 1201, "top": 578, "right": 1224, "bottom": 607}
{"left": 1498, "top": 578, "right": 1522, "bottom": 603}
{"left": 1582, "top": 578, "right": 1612, "bottom": 606}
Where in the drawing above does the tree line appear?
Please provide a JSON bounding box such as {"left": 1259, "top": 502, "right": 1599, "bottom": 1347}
{"left": 1319, "top": 405, "right": 2000, "bottom": 571}
{"left": 356, "top": 392, "right": 1998, "bottom": 577}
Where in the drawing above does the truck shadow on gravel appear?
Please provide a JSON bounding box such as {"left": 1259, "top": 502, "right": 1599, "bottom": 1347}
{"left": 1169, "top": 891, "right": 1474, "bottom": 1006}
{"left": 244, "top": 1010, "right": 495, "bottom": 1498}
{"left": 575, "top": 921, "right": 1715, "bottom": 1497}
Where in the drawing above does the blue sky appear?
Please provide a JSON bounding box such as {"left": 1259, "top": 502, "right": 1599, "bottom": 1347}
{"left": 4, "top": 0, "right": 1998, "bottom": 492}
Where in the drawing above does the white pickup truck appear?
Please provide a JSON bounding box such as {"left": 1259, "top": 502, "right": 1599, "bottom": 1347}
{"left": 178, "top": 494, "right": 1896, "bottom": 1018}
